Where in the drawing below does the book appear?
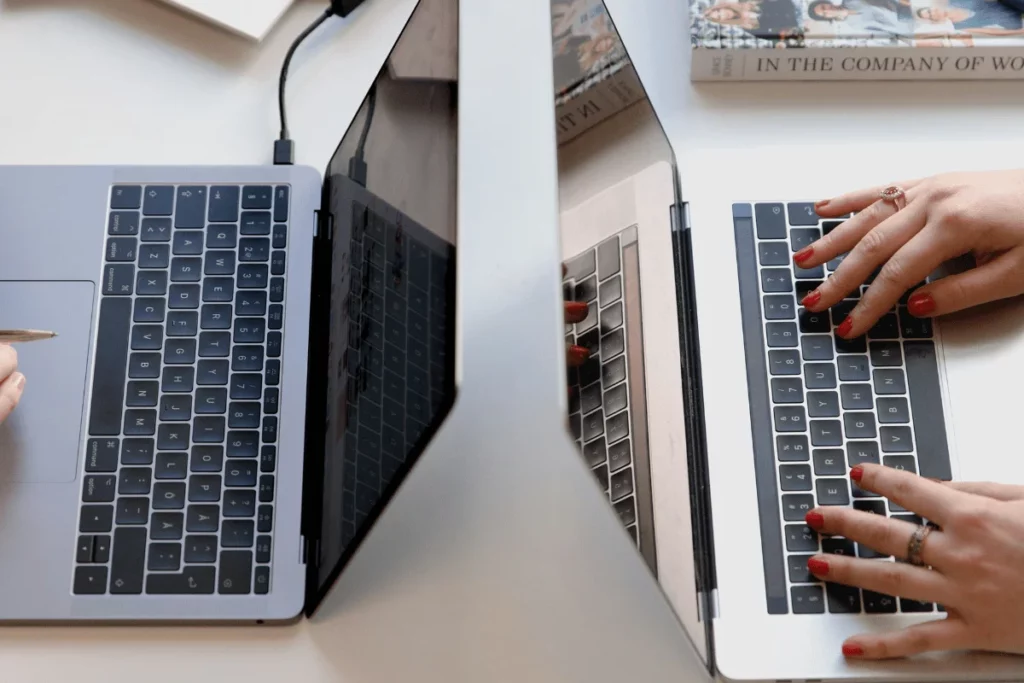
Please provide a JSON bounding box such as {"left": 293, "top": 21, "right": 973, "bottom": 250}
{"left": 553, "top": 0, "right": 646, "bottom": 145}
{"left": 689, "top": 0, "right": 1024, "bottom": 80}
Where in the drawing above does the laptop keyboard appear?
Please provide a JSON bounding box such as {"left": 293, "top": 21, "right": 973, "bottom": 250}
{"left": 733, "top": 202, "right": 952, "bottom": 616}
{"left": 563, "top": 235, "right": 640, "bottom": 546}
{"left": 73, "top": 184, "right": 289, "bottom": 597}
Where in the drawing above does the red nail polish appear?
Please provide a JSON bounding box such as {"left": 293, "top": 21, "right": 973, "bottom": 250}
{"left": 568, "top": 345, "right": 589, "bottom": 364}
{"left": 805, "top": 510, "right": 825, "bottom": 530}
{"left": 837, "top": 317, "right": 853, "bottom": 338}
{"left": 793, "top": 246, "right": 814, "bottom": 264}
{"left": 807, "top": 557, "right": 830, "bottom": 576}
{"left": 565, "top": 301, "right": 588, "bottom": 318}
{"left": 801, "top": 291, "right": 821, "bottom": 308}
{"left": 842, "top": 644, "right": 864, "bottom": 657}
{"left": 850, "top": 465, "right": 864, "bottom": 482}
{"left": 907, "top": 292, "right": 935, "bottom": 317}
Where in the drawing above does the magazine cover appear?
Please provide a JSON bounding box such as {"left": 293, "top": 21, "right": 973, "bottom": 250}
{"left": 553, "top": 0, "right": 644, "bottom": 144}
{"left": 690, "top": 0, "right": 1024, "bottom": 79}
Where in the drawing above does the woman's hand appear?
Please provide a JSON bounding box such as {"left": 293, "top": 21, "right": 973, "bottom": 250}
{"left": 805, "top": 464, "right": 1024, "bottom": 659}
{"left": 563, "top": 265, "right": 591, "bottom": 376}
{"left": 0, "top": 344, "right": 24, "bottom": 424}
{"left": 797, "top": 170, "right": 1024, "bottom": 338}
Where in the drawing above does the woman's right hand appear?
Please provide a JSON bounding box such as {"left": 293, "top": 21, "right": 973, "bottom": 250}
{"left": 0, "top": 344, "right": 25, "bottom": 425}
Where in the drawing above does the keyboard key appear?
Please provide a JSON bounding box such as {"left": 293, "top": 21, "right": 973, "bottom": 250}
{"left": 608, "top": 440, "right": 630, "bottom": 473}
{"left": 868, "top": 313, "right": 899, "bottom": 339}
{"left": 172, "top": 230, "right": 204, "bottom": 256}
{"left": 170, "top": 258, "right": 202, "bottom": 283}
{"left": 166, "top": 312, "right": 198, "bottom": 337}
{"left": 231, "top": 346, "right": 264, "bottom": 372}
{"left": 240, "top": 211, "right": 272, "bottom": 235}
{"left": 204, "top": 251, "right": 236, "bottom": 276}
{"left": 263, "top": 388, "right": 279, "bottom": 415}
{"left": 116, "top": 497, "right": 149, "bottom": 525}
{"left": 257, "top": 505, "right": 274, "bottom": 531}
{"left": 146, "top": 567, "right": 216, "bottom": 595}
{"left": 193, "top": 416, "right": 226, "bottom": 443}
{"left": 111, "top": 185, "right": 142, "bottom": 210}
{"left": 873, "top": 369, "right": 906, "bottom": 395}
{"left": 795, "top": 280, "right": 822, "bottom": 300}
{"left": 844, "top": 412, "right": 876, "bottom": 439}
{"left": 847, "top": 441, "right": 880, "bottom": 466}
{"left": 74, "top": 566, "right": 108, "bottom": 595}
{"left": 206, "top": 225, "right": 237, "bottom": 250}
{"left": 224, "top": 490, "right": 256, "bottom": 517}
{"left": 233, "top": 318, "right": 266, "bottom": 343}
{"left": 80, "top": 505, "right": 114, "bottom": 533}
{"left": 118, "top": 468, "right": 152, "bottom": 495}
{"left": 769, "top": 350, "right": 800, "bottom": 376}
{"left": 761, "top": 268, "right": 793, "bottom": 293}
{"left": 128, "top": 352, "right": 160, "bottom": 379}
{"left": 268, "top": 304, "right": 283, "bottom": 329}
{"left": 198, "top": 359, "right": 229, "bottom": 385}
{"left": 159, "top": 395, "right": 192, "bottom": 422}
{"left": 776, "top": 434, "right": 809, "bottom": 461}
{"left": 196, "top": 388, "right": 227, "bottom": 414}
{"left": 136, "top": 271, "right": 168, "bottom": 296}
{"left": 787, "top": 554, "right": 816, "bottom": 583}
{"left": 271, "top": 251, "right": 286, "bottom": 275}
{"left": 186, "top": 505, "right": 220, "bottom": 532}
{"left": 255, "top": 566, "right": 270, "bottom": 594}
{"left": 782, "top": 494, "right": 814, "bottom": 521}
{"left": 821, "top": 538, "right": 855, "bottom": 557}
{"left": 774, "top": 406, "right": 806, "bottom": 432}
{"left": 238, "top": 264, "right": 269, "bottom": 288}
{"left": 899, "top": 307, "right": 932, "bottom": 338}
{"left": 164, "top": 339, "right": 197, "bottom": 364}
{"left": 155, "top": 455, "right": 186, "bottom": 481}
{"left": 901, "top": 599, "right": 934, "bottom": 613}
{"left": 602, "top": 356, "right": 626, "bottom": 387}
{"left": 758, "top": 242, "right": 789, "bottom": 266}
{"left": 123, "top": 409, "right": 156, "bottom": 435}
{"left": 143, "top": 186, "right": 174, "bottom": 216}
{"left": 791, "top": 585, "right": 825, "bottom": 614}
{"left": 269, "top": 278, "right": 285, "bottom": 303}
{"left": 754, "top": 203, "right": 786, "bottom": 239}
{"left": 810, "top": 419, "right": 842, "bottom": 446}
{"left": 800, "top": 335, "right": 833, "bottom": 360}
{"left": 804, "top": 363, "right": 837, "bottom": 389}
{"left": 199, "top": 332, "right": 231, "bottom": 357}
{"left": 175, "top": 186, "right": 207, "bottom": 228}
{"left": 807, "top": 391, "right": 839, "bottom": 417}
{"left": 785, "top": 524, "right": 818, "bottom": 552}
{"left": 816, "top": 478, "right": 850, "bottom": 505}
{"left": 813, "top": 448, "right": 845, "bottom": 475}
{"left": 840, "top": 383, "right": 872, "bottom": 410}
{"left": 242, "top": 186, "right": 273, "bottom": 210}
{"left": 83, "top": 474, "right": 117, "bottom": 502}
{"left": 765, "top": 322, "right": 799, "bottom": 351}
{"left": 880, "top": 427, "right": 913, "bottom": 453}
{"left": 827, "top": 254, "right": 847, "bottom": 272}
{"left": 788, "top": 202, "right": 819, "bottom": 226}
{"left": 854, "top": 499, "right": 886, "bottom": 517}
{"left": 863, "top": 590, "right": 898, "bottom": 614}
{"left": 218, "top": 550, "right": 253, "bottom": 594}
{"left": 141, "top": 218, "right": 172, "bottom": 243}
{"left": 826, "top": 583, "right": 862, "bottom": 613}
{"left": 190, "top": 445, "right": 224, "bottom": 472}
{"left": 85, "top": 439, "right": 119, "bottom": 472}
{"left": 798, "top": 309, "right": 830, "bottom": 334}
{"left": 258, "top": 475, "right": 275, "bottom": 502}
{"left": 877, "top": 397, "right": 910, "bottom": 424}
{"left": 235, "top": 291, "right": 267, "bottom": 316}
{"left": 779, "top": 464, "right": 812, "bottom": 491}
{"left": 147, "top": 543, "right": 182, "bottom": 572}
{"left": 225, "top": 460, "right": 258, "bottom": 487}
{"left": 106, "top": 237, "right": 138, "bottom": 262}
{"left": 199, "top": 305, "right": 230, "bottom": 331}
{"left": 609, "top": 469, "right": 633, "bottom": 502}
{"left": 121, "top": 438, "right": 154, "bottom": 465}
{"left": 763, "top": 295, "right": 796, "bottom": 320}
{"left": 582, "top": 409, "right": 604, "bottom": 441}
{"left": 794, "top": 263, "right": 825, "bottom": 280}
{"left": 240, "top": 238, "right": 270, "bottom": 262}
{"left": 597, "top": 238, "right": 621, "bottom": 280}
{"left": 229, "top": 375, "right": 262, "bottom": 401}
{"left": 256, "top": 535, "right": 272, "bottom": 563}
{"left": 77, "top": 535, "right": 97, "bottom": 564}
{"left": 222, "top": 520, "right": 255, "bottom": 548}
{"left": 837, "top": 355, "right": 870, "bottom": 381}
{"left": 130, "top": 325, "right": 163, "bottom": 353}
{"left": 133, "top": 298, "right": 165, "bottom": 323}
{"left": 869, "top": 341, "right": 902, "bottom": 367}
{"left": 209, "top": 186, "right": 240, "bottom": 222}
{"left": 157, "top": 423, "right": 190, "bottom": 450}
{"left": 598, "top": 277, "right": 621, "bottom": 306}
{"left": 153, "top": 482, "right": 186, "bottom": 510}
{"left": 184, "top": 536, "right": 218, "bottom": 563}
{"left": 771, "top": 378, "right": 803, "bottom": 404}
{"left": 790, "top": 228, "right": 820, "bottom": 253}
{"left": 274, "top": 186, "right": 290, "bottom": 222}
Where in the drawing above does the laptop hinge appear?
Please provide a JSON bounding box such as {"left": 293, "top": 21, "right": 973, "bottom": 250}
{"left": 300, "top": 536, "right": 320, "bottom": 567}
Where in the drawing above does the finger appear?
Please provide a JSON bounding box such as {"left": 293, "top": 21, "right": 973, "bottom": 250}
{"left": 851, "top": 463, "right": 970, "bottom": 527}
{"left": 840, "top": 224, "right": 953, "bottom": 338}
{"left": 0, "top": 343, "right": 17, "bottom": 382}
{"left": 567, "top": 344, "right": 589, "bottom": 367}
{"left": 795, "top": 202, "right": 897, "bottom": 271}
{"left": 801, "top": 201, "right": 927, "bottom": 317}
{"left": 806, "top": 505, "right": 951, "bottom": 567}
{"left": 905, "top": 248, "right": 1024, "bottom": 318}
{"left": 807, "top": 552, "right": 954, "bottom": 605}
{"left": 565, "top": 301, "right": 588, "bottom": 324}
{"left": 842, "top": 617, "right": 971, "bottom": 660}
{"left": 813, "top": 179, "right": 921, "bottom": 218}
{"left": 0, "top": 372, "right": 26, "bottom": 425}
{"left": 944, "top": 480, "right": 1024, "bottom": 502}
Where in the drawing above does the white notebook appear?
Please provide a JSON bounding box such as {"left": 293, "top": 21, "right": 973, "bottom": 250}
{"left": 156, "top": 0, "right": 296, "bottom": 41}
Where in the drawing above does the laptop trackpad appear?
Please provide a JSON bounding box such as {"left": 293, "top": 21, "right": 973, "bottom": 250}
{"left": 0, "top": 281, "right": 94, "bottom": 483}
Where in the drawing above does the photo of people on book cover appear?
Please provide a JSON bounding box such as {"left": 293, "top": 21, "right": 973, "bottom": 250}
{"left": 690, "top": 0, "right": 1024, "bottom": 48}
{"left": 552, "top": 0, "right": 627, "bottom": 93}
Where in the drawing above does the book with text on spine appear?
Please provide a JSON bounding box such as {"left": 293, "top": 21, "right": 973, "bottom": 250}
{"left": 690, "top": 0, "right": 1024, "bottom": 80}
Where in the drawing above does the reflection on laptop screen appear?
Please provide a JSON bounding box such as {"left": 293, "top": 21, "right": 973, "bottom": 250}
{"left": 304, "top": 0, "right": 458, "bottom": 609}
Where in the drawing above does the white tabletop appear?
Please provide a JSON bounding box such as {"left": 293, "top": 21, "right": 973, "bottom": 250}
{"left": 1, "top": 0, "right": 1023, "bottom": 681}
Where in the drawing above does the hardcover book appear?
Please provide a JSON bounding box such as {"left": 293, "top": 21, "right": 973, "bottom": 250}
{"left": 690, "top": 0, "right": 1024, "bottom": 80}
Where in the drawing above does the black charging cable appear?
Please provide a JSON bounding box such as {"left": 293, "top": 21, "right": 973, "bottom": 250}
{"left": 274, "top": 1, "right": 365, "bottom": 165}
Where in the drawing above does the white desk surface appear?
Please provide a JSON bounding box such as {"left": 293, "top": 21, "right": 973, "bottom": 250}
{"left": 1, "top": 0, "right": 1023, "bottom": 681}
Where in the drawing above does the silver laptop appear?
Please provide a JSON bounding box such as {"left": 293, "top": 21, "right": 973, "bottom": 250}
{"left": 0, "top": 0, "right": 459, "bottom": 622}
{"left": 556, "top": 7, "right": 1024, "bottom": 681}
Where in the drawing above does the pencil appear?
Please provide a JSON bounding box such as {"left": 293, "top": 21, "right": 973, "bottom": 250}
{"left": 0, "top": 329, "right": 57, "bottom": 343}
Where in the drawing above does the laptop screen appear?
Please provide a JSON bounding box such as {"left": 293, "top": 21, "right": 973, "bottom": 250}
{"left": 304, "top": 0, "right": 458, "bottom": 612}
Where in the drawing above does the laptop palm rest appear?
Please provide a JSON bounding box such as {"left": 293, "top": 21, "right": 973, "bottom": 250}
{"left": 0, "top": 281, "right": 94, "bottom": 483}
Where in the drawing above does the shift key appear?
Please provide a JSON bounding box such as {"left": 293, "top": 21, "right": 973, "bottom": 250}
{"left": 109, "top": 527, "right": 146, "bottom": 594}
{"left": 88, "top": 297, "right": 131, "bottom": 436}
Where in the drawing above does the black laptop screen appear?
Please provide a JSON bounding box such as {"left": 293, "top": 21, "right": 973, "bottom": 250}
{"left": 304, "top": 0, "right": 458, "bottom": 612}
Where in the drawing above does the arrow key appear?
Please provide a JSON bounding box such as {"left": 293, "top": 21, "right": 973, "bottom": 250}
{"left": 73, "top": 566, "right": 108, "bottom": 595}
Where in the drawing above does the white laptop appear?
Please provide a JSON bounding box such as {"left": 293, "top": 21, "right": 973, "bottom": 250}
{"left": 555, "top": 8, "right": 1024, "bottom": 682}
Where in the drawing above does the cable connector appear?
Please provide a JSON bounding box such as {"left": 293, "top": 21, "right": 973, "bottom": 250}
{"left": 330, "top": 0, "right": 367, "bottom": 17}
{"left": 348, "top": 156, "right": 367, "bottom": 187}
{"left": 274, "top": 139, "right": 295, "bottom": 166}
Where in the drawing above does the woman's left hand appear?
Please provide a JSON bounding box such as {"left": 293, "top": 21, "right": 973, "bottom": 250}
{"left": 805, "top": 463, "right": 1024, "bottom": 659}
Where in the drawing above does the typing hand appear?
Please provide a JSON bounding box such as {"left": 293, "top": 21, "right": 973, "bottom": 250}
{"left": 798, "top": 170, "right": 1024, "bottom": 338}
{"left": 0, "top": 344, "right": 25, "bottom": 424}
{"left": 805, "top": 464, "right": 1024, "bottom": 659}
{"left": 563, "top": 265, "right": 590, "bottom": 379}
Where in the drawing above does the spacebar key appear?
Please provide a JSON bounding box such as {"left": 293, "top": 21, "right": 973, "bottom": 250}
{"left": 146, "top": 567, "right": 216, "bottom": 594}
{"left": 88, "top": 297, "right": 132, "bottom": 436}
{"left": 904, "top": 341, "right": 952, "bottom": 480}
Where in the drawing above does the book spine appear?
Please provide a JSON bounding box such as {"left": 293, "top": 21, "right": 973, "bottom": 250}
{"left": 691, "top": 45, "right": 1024, "bottom": 81}
{"left": 555, "top": 64, "right": 646, "bottom": 145}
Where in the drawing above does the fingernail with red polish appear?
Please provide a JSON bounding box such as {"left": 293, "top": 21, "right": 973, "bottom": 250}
{"left": 807, "top": 557, "right": 830, "bottom": 576}
{"left": 850, "top": 465, "right": 864, "bottom": 482}
{"left": 907, "top": 292, "right": 935, "bottom": 317}
{"left": 568, "top": 345, "right": 589, "bottom": 364}
{"left": 837, "top": 317, "right": 853, "bottom": 338}
{"left": 802, "top": 290, "right": 821, "bottom": 308}
{"left": 805, "top": 510, "right": 825, "bottom": 530}
{"left": 565, "top": 301, "right": 588, "bottom": 318}
{"left": 793, "top": 246, "right": 814, "bottom": 264}
{"left": 815, "top": 199, "right": 830, "bottom": 210}
{"left": 842, "top": 644, "right": 865, "bottom": 658}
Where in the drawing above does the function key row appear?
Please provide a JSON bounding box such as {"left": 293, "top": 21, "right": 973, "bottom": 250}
{"left": 110, "top": 185, "right": 290, "bottom": 224}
